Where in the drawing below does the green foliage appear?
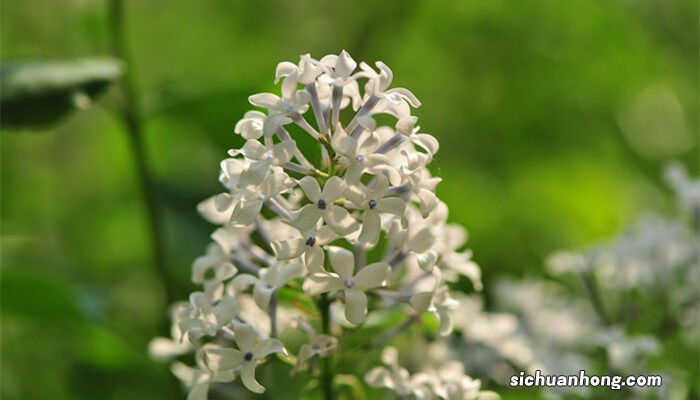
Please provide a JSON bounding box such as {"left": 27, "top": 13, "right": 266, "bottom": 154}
{"left": 1, "top": 58, "right": 122, "bottom": 129}
{"left": 1, "top": 0, "right": 697, "bottom": 399}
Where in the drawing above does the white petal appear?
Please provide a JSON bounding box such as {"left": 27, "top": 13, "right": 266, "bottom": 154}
{"left": 275, "top": 61, "right": 298, "bottom": 84}
{"left": 358, "top": 210, "right": 381, "bottom": 247}
{"left": 334, "top": 50, "right": 357, "bottom": 78}
{"left": 305, "top": 246, "right": 325, "bottom": 273}
{"left": 332, "top": 133, "right": 358, "bottom": 159}
{"left": 293, "top": 344, "right": 314, "bottom": 375}
{"left": 370, "top": 175, "right": 390, "bottom": 199}
{"left": 249, "top": 93, "right": 282, "bottom": 109}
{"left": 407, "top": 251, "right": 438, "bottom": 272}
{"left": 232, "top": 322, "right": 258, "bottom": 352}
{"left": 253, "top": 338, "right": 286, "bottom": 359}
{"left": 271, "top": 263, "right": 304, "bottom": 287}
{"left": 354, "top": 262, "right": 390, "bottom": 290}
{"left": 437, "top": 310, "right": 454, "bottom": 336}
{"left": 395, "top": 116, "right": 418, "bottom": 135}
{"left": 327, "top": 246, "right": 355, "bottom": 279}
{"left": 238, "top": 160, "right": 271, "bottom": 187}
{"left": 322, "top": 176, "right": 344, "bottom": 202}
{"left": 376, "top": 198, "right": 405, "bottom": 217}
{"left": 229, "top": 199, "right": 263, "bottom": 227}
{"left": 241, "top": 140, "right": 267, "bottom": 160}
{"left": 241, "top": 361, "right": 265, "bottom": 394}
{"left": 187, "top": 383, "right": 209, "bottom": 400}
{"left": 413, "top": 133, "right": 439, "bottom": 156}
{"left": 281, "top": 74, "right": 298, "bottom": 101}
{"left": 214, "top": 193, "right": 234, "bottom": 212}
{"left": 197, "top": 196, "right": 230, "bottom": 225}
{"left": 213, "top": 295, "right": 241, "bottom": 327}
{"left": 365, "top": 367, "right": 393, "bottom": 388}
{"left": 272, "top": 140, "right": 296, "bottom": 164}
{"left": 297, "top": 176, "right": 322, "bottom": 202}
{"left": 416, "top": 188, "right": 438, "bottom": 218}
{"left": 205, "top": 348, "right": 244, "bottom": 370}
{"left": 263, "top": 114, "right": 292, "bottom": 137}
{"left": 271, "top": 239, "right": 306, "bottom": 260}
{"left": 344, "top": 289, "right": 368, "bottom": 324}
{"left": 323, "top": 205, "right": 359, "bottom": 236}
{"left": 303, "top": 273, "right": 343, "bottom": 296}
{"left": 410, "top": 292, "right": 433, "bottom": 311}
{"left": 289, "top": 204, "right": 323, "bottom": 232}
{"left": 253, "top": 283, "right": 274, "bottom": 310}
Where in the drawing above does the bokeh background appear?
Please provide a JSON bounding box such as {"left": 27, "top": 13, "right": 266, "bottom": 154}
{"left": 1, "top": 0, "right": 697, "bottom": 399}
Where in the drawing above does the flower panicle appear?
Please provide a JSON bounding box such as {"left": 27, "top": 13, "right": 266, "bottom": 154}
{"left": 150, "top": 51, "right": 490, "bottom": 398}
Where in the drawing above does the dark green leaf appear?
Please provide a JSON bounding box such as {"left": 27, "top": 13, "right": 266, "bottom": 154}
{"left": 1, "top": 58, "right": 123, "bottom": 130}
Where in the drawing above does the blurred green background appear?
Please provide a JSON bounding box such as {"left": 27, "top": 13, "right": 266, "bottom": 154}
{"left": 1, "top": 0, "right": 697, "bottom": 399}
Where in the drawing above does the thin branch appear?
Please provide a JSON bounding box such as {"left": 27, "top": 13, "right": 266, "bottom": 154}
{"left": 108, "top": 0, "right": 176, "bottom": 304}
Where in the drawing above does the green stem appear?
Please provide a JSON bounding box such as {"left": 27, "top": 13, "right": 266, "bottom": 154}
{"left": 108, "top": 0, "right": 176, "bottom": 305}
{"left": 581, "top": 270, "right": 609, "bottom": 326}
{"left": 319, "top": 294, "right": 334, "bottom": 400}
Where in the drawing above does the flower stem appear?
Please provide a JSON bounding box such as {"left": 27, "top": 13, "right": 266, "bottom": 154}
{"left": 580, "top": 270, "right": 610, "bottom": 325}
{"left": 319, "top": 294, "right": 334, "bottom": 400}
{"left": 108, "top": 0, "right": 176, "bottom": 305}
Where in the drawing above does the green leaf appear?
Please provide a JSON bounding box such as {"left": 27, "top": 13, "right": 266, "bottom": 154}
{"left": 1, "top": 58, "right": 123, "bottom": 130}
{"left": 0, "top": 268, "right": 84, "bottom": 320}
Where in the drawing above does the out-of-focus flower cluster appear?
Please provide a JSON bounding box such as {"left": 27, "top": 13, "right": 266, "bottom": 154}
{"left": 149, "top": 51, "right": 497, "bottom": 400}
{"left": 366, "top": 346, "right": 500, "bottom": 400}
{"left": 481, "top": 164, "right": 699, "bottom": 400}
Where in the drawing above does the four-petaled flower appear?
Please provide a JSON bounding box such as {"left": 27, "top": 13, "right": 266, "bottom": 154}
{"left": 304, "top": 246, "right": 390, "bottom": 324}
{"left": 346, "top": 175, "right": 406, "bottom": 247}
{"left": 271, "top": 225, "right": 337, "bottom": 273}
{"left": 291, "top": 317, "right": 338, "bottom": 375}
{"left": 290, "top": 176, "right": 359, "bottom": 236}
{"left": 205, "top": 322, "right": 287, "bottom": 394}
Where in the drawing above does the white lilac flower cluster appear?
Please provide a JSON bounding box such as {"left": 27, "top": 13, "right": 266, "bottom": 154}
{"left": 149, "top": 51, "right": 494, "bottom": 400}
{"left": 492, "top": 164, "right": 700, "bottom": 399}
{"left": 366, "top": 347, "right": 500, "bottom": 400}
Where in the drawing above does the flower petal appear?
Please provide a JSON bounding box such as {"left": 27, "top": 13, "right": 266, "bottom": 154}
{"left": 305, "top": 245, "right": 325, "bottom": 273}
{"left": 272, "top": 140, "right": 296, "bottom": 164}
{"left": 412, "top": 133, "right": 439, "bottom": 156}
{"left": 271, "top": 239, "right": 306, "bottom": 260}
{"left": 253, "top": 338, "right": 286, "bottom": 360}
{"left": 232, "top": 322, "right": 258, "bottom": 352}
{"left": 213, "top": 295, "right": 241, "bottom": 327}
{"left": 289, "top": 204, "right": 322, "bottom": 232}
{"left": 370, "top": 175, "right": 390, "bottom": 199}
{"left": 297, "top": 176, "right": 322, "bottom": 202}
{"left": 241, "top": 140, "right": 267, "bottom": 160}
{"left": 437, "top": 309, "right": 454, "bottom": 336}
{"left": 205, "top": 348, "right": 244, "bottom": 370}
{"left": 358, "top": 210, "right": 381, "bottom": 247}
{"left": 303, "top": 273, "right": 343, "bottom": 296}
{"left": 240, "top": 361, "right": 265, "bottom": 394}
{"left": 263, "top": 114, "right": 292, "bottom": 137}
{"left": 327, "top": 246, "right": 354, "bottom": 279}
{"left": 322, "top": 176, "right": 344, "bottom": 202}
{"left": 344, "top": 289, "right": 368, "bottom": 324}
{"left": 409, "top": 292, "right": 433, "bottom": 311}
{"left": 253, "top": 283, "right": 274, "bottom": 310}
{"left": 323, "top": 205, "right": 359, "bottom": 236}
{"left": 229, "top": 199, "right": 264, "bottom": 227}
{"left": 187, "top": 383, "right": 209, "bottom": 400}
{"left": 271, "top": 263, "right": 304, "bottom": 287}
{"left": 238, "top": 160, "right": 271, "bottom": 187}
{"left": 376, "top": 197, "right": 406, "bottom": 217}
{"left": 354, "top": 262, "right": 390, "bottom": 290}
{"left": 249, "top": 93, "right": 282, "bottom": 109}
